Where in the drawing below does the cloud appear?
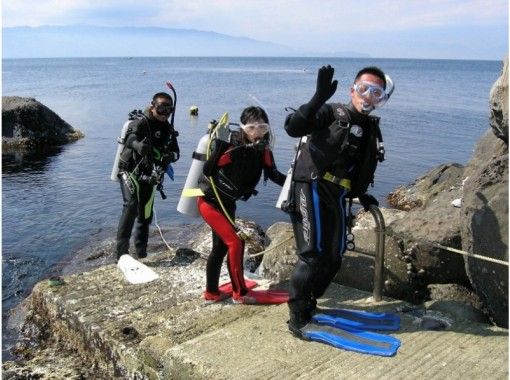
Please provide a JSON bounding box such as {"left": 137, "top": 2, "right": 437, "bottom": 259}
{"left": 373, "top": 0, "right": 508, "bottom": 29}
{"left": 3, "top": 0, "right": 161, "bottom": 27}
{"left": 3, "top": 0, "right": 507, "bottom": 58}
{"left": 4, "top": 0, "right": 506, "bottom": 29}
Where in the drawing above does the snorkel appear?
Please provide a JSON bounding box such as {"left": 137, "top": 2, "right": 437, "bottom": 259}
{"left": 359, "top": 74, "right": 395, "bottom": 114}
{"left": 165, "top": 81, "right": 177, "bottom": 128}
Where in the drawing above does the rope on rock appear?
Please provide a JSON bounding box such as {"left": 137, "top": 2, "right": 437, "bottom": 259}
{"left": 153, "top": 207, "right": 208, "bottom": 260}
{"left": 432, "top": 243, "right": 508, "bottom": 266}
{"left": 247, "top": 236, "right": 294, "bottom": 258}
{"left": 153, "top": 207, "right": 173, "bottom": 253}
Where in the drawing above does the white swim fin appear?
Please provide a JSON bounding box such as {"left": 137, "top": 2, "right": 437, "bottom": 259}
{"left": 117, "top": 255, "right": 159, "bottom": 284}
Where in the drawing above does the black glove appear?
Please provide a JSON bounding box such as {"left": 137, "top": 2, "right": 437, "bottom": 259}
{"left": 358, "top": 193, "right": 379, "bottom": 211}
{"left": 162, "top": 152, "right": 179, "bottom": 168}
{"left": 311, "top": 65, "right": 338, "bottom": 107}
{"left": 132, "top": 141, "right": 150, "bottom": 156}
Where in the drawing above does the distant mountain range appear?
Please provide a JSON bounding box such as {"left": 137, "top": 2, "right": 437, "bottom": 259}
{"left": 3, "top": 25, "right": 369, "bottom": 58}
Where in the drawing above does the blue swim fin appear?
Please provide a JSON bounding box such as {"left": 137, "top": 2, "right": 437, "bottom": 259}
{"left": 312, "top": 308, "right": 400, "bottom": 331}
{"left": 301, "top": 323, "right": 401, "bottom": 357}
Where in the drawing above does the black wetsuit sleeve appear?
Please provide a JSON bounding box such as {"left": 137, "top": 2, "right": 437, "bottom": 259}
{"left": 268, "top": 168, "right": 287, "bottom": 186}
{"left": 202, "top": 139, "right": 230, "bottom": 177}
{"left": 167, "top": 128, "right": 180, "bottom": 162}
{"left": 284, "top": 103, "right": 335, "bottom": 137}
{"left": 264, "top": 150, "right": 287, "bottom": 186}
{"left": 125, "top": 119, "right": 146, "bottom": 149}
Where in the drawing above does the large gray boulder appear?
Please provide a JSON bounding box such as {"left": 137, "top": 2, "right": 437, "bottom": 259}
{"left": 380, "top": 164, "right": 471, "bottom": 301}
{"left": 259, "top": 222, "right": 297, "bottom": 282}
{"left": 489, "top": 57, "right": 508, "bottom": 144}
{"left": 387, "top": 163, "right": 465, "bottom": 211}
{"left": 464, "top": 129, "right": 508, "bottom": 180}
{"left": 461, "top": 133, "right": 508, "bottom": 327}
{"left": 457, "top": 57, "right": 509, "bottom": 327}
{"left": 387, "top": 181, "right": 468, "bottom": 277}
{"left": 2, "top": 96, "right": 84, "bottom": 151}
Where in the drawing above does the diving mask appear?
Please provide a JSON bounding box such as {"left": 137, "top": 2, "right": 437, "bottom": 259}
{"left": 241, "top": 122, "right": 269, "bottom": 140}
{"left": 354, "top": 82, "right": 386, "bottom": 102}
{"left": 154, "top": 102, "right": 174, "bottom": 116}
{"left": 355, "top": 74, "right": 395, "bottom": 113}
{"left": 241, "top": 122, "right": 270, "bottom": 134}
{"left": 240, "top": 122, "right": 271, "bottom": 147}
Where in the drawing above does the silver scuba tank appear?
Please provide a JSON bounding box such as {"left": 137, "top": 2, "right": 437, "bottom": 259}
{"left": 275, "top": 167, "right": 293, "bottom": 209}
{"left": 276, "top": 136, "right": 307, "bottom": 210}
{"left": 110, "top": 120, "right": 131, "bottom": 181}
{"left": 176, "top": 133, "right": 209, "bottom": 217}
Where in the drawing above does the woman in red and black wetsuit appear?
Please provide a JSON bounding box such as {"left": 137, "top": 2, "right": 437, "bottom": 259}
{"left": 197, "top": 106, "right": 286, "bottom": 303}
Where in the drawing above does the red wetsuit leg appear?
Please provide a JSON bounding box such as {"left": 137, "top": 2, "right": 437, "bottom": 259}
{"left": 197, "top": 197, "right": 247, "bottom": 296}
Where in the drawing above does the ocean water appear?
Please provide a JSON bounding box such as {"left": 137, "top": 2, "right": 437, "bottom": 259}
{"left": 1, "top": 57, "right": 502, "bottom": 356}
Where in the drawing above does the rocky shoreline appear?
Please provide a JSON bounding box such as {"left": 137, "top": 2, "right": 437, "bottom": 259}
{"left": 2, "top": 237, "right": 508, "bottom": 379}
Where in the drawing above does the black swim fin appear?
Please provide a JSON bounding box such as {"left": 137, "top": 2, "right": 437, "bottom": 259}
{"left": 300, "top": 322, "right": 401, "bottom": 357}
{"left": 312, "top": 308, "right": 400, "bottom": 331}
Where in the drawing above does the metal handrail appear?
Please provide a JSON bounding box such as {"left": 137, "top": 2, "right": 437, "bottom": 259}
{"left": 347, "top": 204, "right": 386, "bottom": 302}
{"left": 369, "top": 205, "right": 386, "bottom": 301}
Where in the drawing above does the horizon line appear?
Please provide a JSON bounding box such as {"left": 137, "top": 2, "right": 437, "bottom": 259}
{"left": 1, "top": 55, "right": 504, "bottom": 62}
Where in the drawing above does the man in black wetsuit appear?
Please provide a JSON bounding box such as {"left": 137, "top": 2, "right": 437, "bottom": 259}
{"left": 116, "top": 92, "right": 180, "bottom": 260}
{"left": 284, "top": 65, "right": 392, "bottom": 334}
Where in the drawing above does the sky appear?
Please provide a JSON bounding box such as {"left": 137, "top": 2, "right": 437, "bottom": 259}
{"left": 2, "top": 0, "right": 509, "bottom": 60}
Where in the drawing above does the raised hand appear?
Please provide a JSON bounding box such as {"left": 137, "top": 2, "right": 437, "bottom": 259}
{"left": 214, "top": 112, "right": 231, "bottom": 142}
{"left": 312, "top": 65, "right": 338, "bottom": 106}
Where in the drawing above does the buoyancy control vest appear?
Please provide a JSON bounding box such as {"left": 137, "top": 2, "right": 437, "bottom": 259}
{"left": 292, "top": 103, "right": 384, "bottom": 198}
{"left": 117, "top": 109, "right": 179, "bottom": 176}
{"left": 198, "top": 130, "right": 277, "bottom": 203}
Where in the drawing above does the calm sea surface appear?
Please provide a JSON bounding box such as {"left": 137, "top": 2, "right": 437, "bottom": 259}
{"left": 2, "top": 56, "right": 502, "bottom": 356}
